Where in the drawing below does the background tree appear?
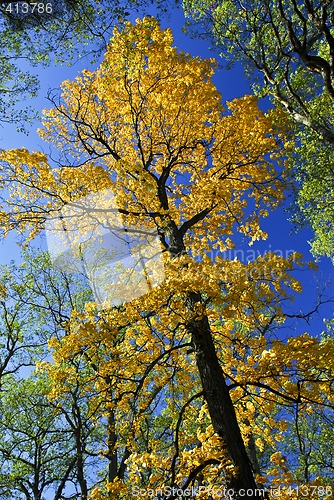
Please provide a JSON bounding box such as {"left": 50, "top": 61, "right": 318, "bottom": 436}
{"left": 0, "top": 252, "right": 109, "bottom": 500}
{"left": 182, "top": 0, "right": 334, "bottom": 262}
{"left": 0, "top": 0, "right": 178, "bottom": 128}
{"left": 0, "top": 258, "right": 45, "bottom": 387}
{"left": 0, "top": 375, "right": 81, "bottom": 500}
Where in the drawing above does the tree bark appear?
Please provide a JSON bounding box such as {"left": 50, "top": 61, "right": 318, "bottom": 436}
{"left": 72, "top": 402, "right": 88, "bottom": 499}
{"left": 165, "top": 221, "right": 262, "bottom": 498}
{"left": 107, "top": 409, "right": 118, "bottom": 482}
{"left": 187, "top": 292, "right": 260, "bottom": 498}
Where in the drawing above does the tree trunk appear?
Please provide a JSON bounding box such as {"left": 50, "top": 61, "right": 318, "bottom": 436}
{"left": 107, "top": 409, "right": 118, "bottom": 482}
{"left": 186, "top": 292, "right": 260, "bottom": 498}
{"left": 72, "top": 403, "right": 88, "bottom": 499}
{"left": 165, "top": 222, "right": 262, "bottom": 498}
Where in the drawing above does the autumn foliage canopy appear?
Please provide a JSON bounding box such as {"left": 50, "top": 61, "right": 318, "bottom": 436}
{"left": 0, "top": 17, "right": 333, "bottom": 500}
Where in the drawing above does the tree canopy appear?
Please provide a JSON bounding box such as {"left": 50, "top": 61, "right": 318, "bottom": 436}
{"left": 0, "top": 17, "right": 333, "bottom": 499}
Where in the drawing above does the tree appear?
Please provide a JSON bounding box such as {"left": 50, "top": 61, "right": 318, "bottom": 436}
{"left": 0, "top": 17, "right": 333, "bottom": 499}
{"left": 183, "top": 0, "right": 334, "bottom": 142}
{"left": 288, "top": 123, "right": 334, "bottom": 261}
{"left": 0, "top": 259, "right": 46, "bottom": 387}
{"left": 0, "top": 0, "right": 177, "bottom": 128}
{"left": 182, "top": 0, "right": 334, "bottom": 262}
{"left": 0, "top": 375, "right": 80, "bottom": 500}
{"left": 1, "top": 253, "right": 333, "bottom": 499}
{"left": 0, "top": 252, "right": 109, "bottom": 500}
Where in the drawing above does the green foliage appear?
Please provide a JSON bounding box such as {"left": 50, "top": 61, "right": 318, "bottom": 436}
{"left": 292, "top": 125, "right": 334, "bottom": 261}
{"left": 0, "top": 375, "right": 73, "bottom": 500}
{"left": 279, "top": 406, "right": 334, "bottom": 483}
{"left": 182, "top": 0, "right": 334, "bottom": 261}
{"left": 0, "top": 0, "right": 179, "bottom": 128}
{"left": 0, "top": 252, "right": 105, "bottom": 499}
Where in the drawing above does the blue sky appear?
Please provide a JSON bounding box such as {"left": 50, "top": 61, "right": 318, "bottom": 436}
{"left": 0, "top": 4, "right": 332, "bottom": 337}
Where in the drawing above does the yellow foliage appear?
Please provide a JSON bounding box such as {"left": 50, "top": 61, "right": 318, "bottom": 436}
{"left": 0, "top": 15, "right": 330, "bottom": 498}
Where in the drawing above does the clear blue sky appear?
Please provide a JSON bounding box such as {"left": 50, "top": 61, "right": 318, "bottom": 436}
{"left": 0, "top": 4, "right": 332, "bottom": 337}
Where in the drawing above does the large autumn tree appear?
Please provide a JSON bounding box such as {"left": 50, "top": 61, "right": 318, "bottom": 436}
{"left": 182, "top": 0, "right": 334, "bottom": 262}
{"left": 0, "top": 17, "right": 333, "bottom": 499}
